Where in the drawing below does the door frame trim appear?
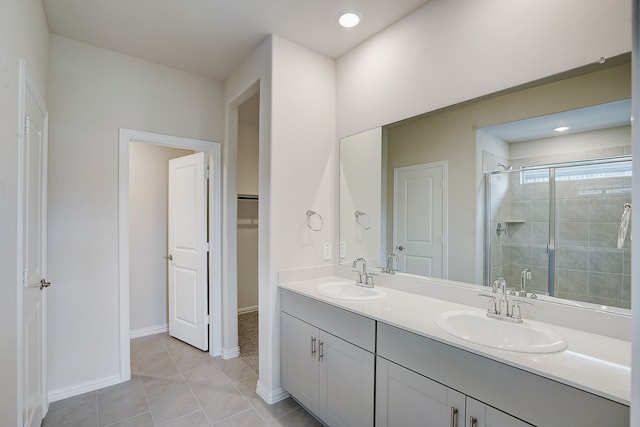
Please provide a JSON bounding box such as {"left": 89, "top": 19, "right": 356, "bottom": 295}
{"left": 392, "top": 160, "right": 448, "bottom": 279}
{"left": 118, "top": 129, "right": 222, "bottom": 382}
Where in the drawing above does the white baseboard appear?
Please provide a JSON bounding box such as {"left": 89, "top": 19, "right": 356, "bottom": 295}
{"left": 238, "top": 305, "right": 258, "bottom": 314}
{"left": 222, "top": 346, "right": 240, "bottom": 359}
{"left": 256, "top": 380, "right": 289, "bottom": 404}
{"left": 49, "top": 374, "right": 122, "bottom": 403}
{"left": 130, "top": 324, "right": 168, "bottom": 339}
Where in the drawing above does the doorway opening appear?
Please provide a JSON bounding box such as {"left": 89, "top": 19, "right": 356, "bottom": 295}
{"left": 236, "top": 92, "right": 260, "bottom": 373}
{"left": 118, "top": 129, "right": 221, "bottom": 382}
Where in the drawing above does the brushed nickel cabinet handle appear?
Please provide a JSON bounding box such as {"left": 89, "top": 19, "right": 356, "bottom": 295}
{"left": 319, "top": 341, "right": 324, "bottom": 361}
{"left": 450, "top": 407, "right": 458, "bottom": 427}
{"left": 311, "top": 337, "right": 316, "bottom": 357}
{"left": 469, "top": 416, "right": 477, "bottom": 427}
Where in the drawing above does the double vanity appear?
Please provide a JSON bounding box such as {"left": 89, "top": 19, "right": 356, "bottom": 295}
{"left": 279, "top": 273, "right": 630, "bottom": 427}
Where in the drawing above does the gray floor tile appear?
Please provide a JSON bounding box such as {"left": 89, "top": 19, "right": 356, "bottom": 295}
{"left": 135, "top": 350, "right": 182, "bottom": 380}
{"left": 159, "top": 410, "right": 212, "bottom": 426}
{"left": 173, "top": 347, "right": 222, "bottom": 384}
{"left": 104, "top": 412, "right": 154, "bottom": 427}
{"left": 144, "top": 377, "right": 201, "bottom": 424}
{"left": 190, "top": 375, "right": 251, "bottom": 424}
{"left": 44, "top": 332, "right": 316, "bottom": 427}
{"left": 234, "top": 377, "right": 299, "bottom": 423}
{"left": 214, "top": 357, "right": 257, "bottom": 383}
{"left": 44, "top": 391, "right": 97, "bottom": 426}
{"left": 97, "top": 376, "right": 149, "bottom": 427}
{"left": 212, "top": 409, "right": 268, "bottom": 427}
{"left": 270, "top": 407, "right": 323, "bottom": 427}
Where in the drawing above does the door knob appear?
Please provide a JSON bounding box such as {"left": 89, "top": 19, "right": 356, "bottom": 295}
{"left": 396, "top": 245, "right": 405, "bottom": 251}
{"left": 165, "top": 254, "right": 173, "bottom": 261}
{"left": 40, "top": 279, "right": 51, "bottom": 290}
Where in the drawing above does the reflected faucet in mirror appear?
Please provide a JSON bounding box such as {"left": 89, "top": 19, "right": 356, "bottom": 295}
{"left": 382, "top": 253, "right": 398, "bottom": 274}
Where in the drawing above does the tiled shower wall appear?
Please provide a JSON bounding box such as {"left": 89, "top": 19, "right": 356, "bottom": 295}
{"left": 488, "top": 145, "right": 632, "bottom": 309}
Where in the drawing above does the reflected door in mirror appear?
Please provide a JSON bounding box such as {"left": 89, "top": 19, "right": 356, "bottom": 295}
{"left": 393, "top": 162, "right": 447, "bottom": 278}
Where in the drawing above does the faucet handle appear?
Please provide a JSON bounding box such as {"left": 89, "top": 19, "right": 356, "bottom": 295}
{"left": 511, "top": 302, "right": 522, "bottom": 319}
{"left": 365, "top": 274, "right": 375, "bottom": 286}
{"left": 351, "top": 270, "right": 363, "bottom": 283}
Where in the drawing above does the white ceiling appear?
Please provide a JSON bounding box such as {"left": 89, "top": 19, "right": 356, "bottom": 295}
{"left": 42, "top": 0, "right": 431, "bottom": 81}
{"left": 480, "top": 99, "right": 632, "bottom": 143}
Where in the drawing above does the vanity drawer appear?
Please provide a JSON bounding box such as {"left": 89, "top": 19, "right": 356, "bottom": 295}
{"left": 281, "top": 289, "right": 375, "bottom": 352}
{"left": 377, "top": 322, "right": 629, "bottom": 427}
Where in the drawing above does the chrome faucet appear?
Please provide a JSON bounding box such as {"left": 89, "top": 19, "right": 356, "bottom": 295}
{"left": 382, "top": 253, "right": 398, "bottom": 274}
{"left": 484, "top": 277, "right": 526, "bottom": 323}
{"left": 352, "top": 257, "right": 375, "bottom": 288}
{"left": 519, "top": 269, "right": 531, "bottom": 297}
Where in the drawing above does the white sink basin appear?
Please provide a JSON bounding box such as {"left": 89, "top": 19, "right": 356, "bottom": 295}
{"left": 316, "top": 281, "right": 386, "bottom": 301}
{"left": 435, "top": 310, "right": 567, "bottom": 354}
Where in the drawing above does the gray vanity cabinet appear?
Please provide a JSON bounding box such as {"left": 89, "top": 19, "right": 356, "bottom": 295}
{"left": 376, "top": 356, "right": 466, "bottom": 426}
{"left": 466, "top": 397, "right": 531, "bottom": 427}
{"left": 377, "top": 322, "right": 629, "bottom": 427}
{"left": 281, "top": 290, "right": 376, "bottom": 427}
{"left": 280, "top": 313, "right": 319, "bottom": 413}
{"left": 376, "top": 357, "right": 532, "bottom": 427}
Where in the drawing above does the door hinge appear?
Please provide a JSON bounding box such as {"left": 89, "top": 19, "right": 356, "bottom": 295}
{"left": 205, "top": 165, "right": 211, "bottom": 180}
{"left": 205, "top": 242, "right": 212, "bottom": 252}
{"left": 24, "top": 115, "right": 30, "bottom": 136}
{"left": 205, "top": 314, "right": 212, "bottom": 324}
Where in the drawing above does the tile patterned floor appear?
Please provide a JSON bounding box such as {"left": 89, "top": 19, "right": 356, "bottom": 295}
{"left": 43, "top": 333, "right": 323, "bottom": 426}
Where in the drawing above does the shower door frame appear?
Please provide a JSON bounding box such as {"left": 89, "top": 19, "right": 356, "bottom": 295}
{"left": 484, "top": 155, "right": 632, "bottom": 297}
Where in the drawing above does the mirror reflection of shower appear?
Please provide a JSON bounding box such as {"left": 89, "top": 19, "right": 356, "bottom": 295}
{"left": 485, "top": 156, "right": 632, "bottom": 309}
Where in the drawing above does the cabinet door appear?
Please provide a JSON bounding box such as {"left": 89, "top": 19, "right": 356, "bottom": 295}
{"left": 376, "top": 357, "right": 465, "bottom": 427}
{"left": 466, "top": 397, "right": 533, "bottom": 427}
{"left": 318, "top": 331, "right": 375, "bottom": 427}
{"left": 281, "top": 313, "right": 319, "bottom": 413}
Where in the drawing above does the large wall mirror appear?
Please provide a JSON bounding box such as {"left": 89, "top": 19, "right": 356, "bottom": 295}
{"left": 339, "top": 53, "right": 631, "bottom": 312}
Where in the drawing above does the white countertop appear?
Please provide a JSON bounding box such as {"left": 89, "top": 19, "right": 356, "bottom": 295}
{"left": 279, "top": 276, "right": 631, "bottom": 406}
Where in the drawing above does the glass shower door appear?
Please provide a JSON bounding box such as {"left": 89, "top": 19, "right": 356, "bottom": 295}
{"left": 553, "top": 160, "right": 632, "bottom": 308}
{"left": 486, "top": 168, "right": 550, "bottom": 296}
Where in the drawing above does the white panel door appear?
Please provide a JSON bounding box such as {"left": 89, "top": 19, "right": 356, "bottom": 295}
{"left": 21, "top": 74, "right": 48, "bottom": 427}
{"left": 393, "top": 162, "right": 446, "bottom": 277}
{"left": 168, "top": 152, "right": 208, "bottom": 350}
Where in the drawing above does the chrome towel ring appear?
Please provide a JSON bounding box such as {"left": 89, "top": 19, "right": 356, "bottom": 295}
{"left": 355, "top": 210, "right": 371, "bottom": 230}
{"left": 306, "top": 210, "right": 323, "bottom": 231}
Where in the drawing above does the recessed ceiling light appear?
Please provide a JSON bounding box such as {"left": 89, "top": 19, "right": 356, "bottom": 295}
{"left": 338, "top": 12, "right": 361, "bottom": 28}
{"left": 554, "top": 126, "right": 570, "bottom": 132}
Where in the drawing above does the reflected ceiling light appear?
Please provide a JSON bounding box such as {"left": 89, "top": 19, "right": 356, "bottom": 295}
{"left": 338, "top": 12, "right": 361, "bottom": 28}
{"left": 554, "top": 126, "right": 570, "bottom": 132}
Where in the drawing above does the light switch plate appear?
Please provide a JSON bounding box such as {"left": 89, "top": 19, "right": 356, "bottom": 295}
{"left": 323, "top": 242, "right": 332, "bottom": 260}
{"left": 339, "top": 241, "right": 346, "bottom": 258}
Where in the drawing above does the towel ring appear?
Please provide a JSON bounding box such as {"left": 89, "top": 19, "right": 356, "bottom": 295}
{"left": 355, "top": 210, "right": 371, "bottom": 230}
{"left": 306, "top": 210, "right": 323, "bottom": 231}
